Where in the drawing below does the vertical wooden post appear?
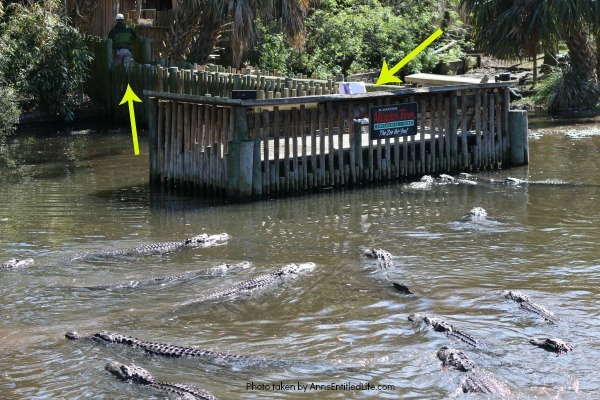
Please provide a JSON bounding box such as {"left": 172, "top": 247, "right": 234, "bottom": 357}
{"left": 147, "top": 97, "right": 159, "bottom": 182}
{"left": 449, "top": 91, "right": 458, "bottom": 171}
{"left": 508, "top": 110, "right": 529, "bottom": 165}
{"left": 227, "top": 104, "right": 255, "bottom": 199}
{"left": 104, "top": 39, "right": 113, "bottom": 116}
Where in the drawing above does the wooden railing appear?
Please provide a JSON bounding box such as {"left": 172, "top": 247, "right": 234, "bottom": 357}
{"left": 145, "top": 82, "right": 529, "bottom": 199}
{"left": 83, "top": 36, "right": 339, "bottom": 125}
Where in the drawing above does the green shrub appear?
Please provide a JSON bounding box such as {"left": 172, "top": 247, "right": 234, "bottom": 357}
{"left": 253, "top": 0, "right": 465, "bottom": 79}
{"left": 256, "top": 22, "right": 295, "bottom": 76}
{"left": 0, "top": 85, "right": 20, "bottom": 140}
{"left": 533, "top": 64, "right": 600, "bottom": 115}
{"left": 0, "top": 0, "right": 92, "bottom": 121}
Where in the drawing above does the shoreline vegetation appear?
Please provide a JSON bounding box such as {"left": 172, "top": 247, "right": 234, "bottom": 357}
{"left": 1, "top": 0, "right": 599, "bottom": 140}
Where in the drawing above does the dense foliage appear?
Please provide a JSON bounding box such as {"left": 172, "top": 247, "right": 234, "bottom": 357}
{"left": 533, "top": 64, "right": 600, "bottom": 115}
{"left": 0, "top": 85, "right": 20, "bottom": 140}
{"left": 0, "top": 0, "right": 92, "bottom": 126}
{"left": 255, "top": 0, "right": 467, "bottom": 79}
{"left": 460, "top": 0, "right": 600, "bottom": 107}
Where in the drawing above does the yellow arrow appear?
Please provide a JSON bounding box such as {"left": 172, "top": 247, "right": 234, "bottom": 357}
{"left": 376, "top": 28, "right": 444, "bottom": 85}
{"left": 119, "top": 84, "right": 143, "bottom": 155}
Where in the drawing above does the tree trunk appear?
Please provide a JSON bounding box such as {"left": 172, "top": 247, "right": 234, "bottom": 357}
{"left": 163, "top": 4, "right": 224, "bottom": 64}
{"left": 596, "top": 33, "right": 600, "bottom": 83}
{"left": 564, "top": 29, "right": 596, "bottom": 83}
{"left": 70, "top": 0, "right": 99, "bottom": 33}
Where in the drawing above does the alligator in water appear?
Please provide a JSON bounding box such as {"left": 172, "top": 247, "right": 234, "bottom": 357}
{"left": 363, "top": 249, "right": 412, "bottom": 294}
{"left": 460, "top": 207, "right": 488, "bottom": 221}
{"left": 106, "top": 361, "right": 218, "bottom": 400}
{"left": 437, "top": 346, "right": 478, "bottom": 372}
{"left": 70, "top": 233, "right": 229, "bottom": 260}
{"left": 82, "top": 262, "right": 251, "bottom": 291}
{"left": 490, "top": 177, "right": 594, "bottom": 187}
{"left": 437, "top": 346, "right": 511, "bottom": 397}
{"left": 363, "top": 248, "right": 394, "bottom": 269}
{"left": 66, "top": 331, "right": 255, "bottom": 366}
{"left": 503, "top": 290, "right": 559, "bottom": 324}
{"left": 408, "top": 313, "right": 479, "bottom": 347}
{"left": 530, "top": 337, "right": 573, "bottom": 355}
{"left": 1, "top": 258, "right": 34, "bottom": 270}
{"left": 178, "top": 262, "right": 316, "bottom": 307}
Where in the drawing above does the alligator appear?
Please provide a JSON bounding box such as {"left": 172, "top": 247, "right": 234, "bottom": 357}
{"left": 70, "top": 233, "right": 229, "bottom": 260}
{"left": 490, "top": 177, "right": 588, "bottom": 187}
{"left": 1, "top": 258, "right": 34, "bottom": 270}
{"left": 437, "top": 346, "right": 478, "bottom": 372}
{"left": 408, "top": 313, "right": 479, "bottom": 347}
{"left": 461, "top": 207, "right": 488, "bottom": 221}
{"left": 106, "top": 361, "right": 218, "bottom": 400}
{"left": 530, "top": 337, "right": 573, "bottom": 355}
{"left": 178, "top": 262, "right": 316, "bottom": 307}
{"left": 437, "top": 346, "right": 511, "bottom": 397}
{"left": 503, "top": 290, "right": 559, "bottom": 324}
{"left": 363, "top": 248, "right": 394, "bottom": 269}
{"left": 363, "top": 249, "right": 413, "bottom": 294}
{"left": 66, "top": 331, "right": 254, "bottom": 365}
{"left": 82, "top": 261, "right": 251, "bottom": 291}
{"left": 436, "top": 174, "right": 476, "bottom": 186}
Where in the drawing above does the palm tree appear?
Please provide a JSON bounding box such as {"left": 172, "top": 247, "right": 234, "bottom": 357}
{"left": 460, "top": 0, "right": 599, "bottom": 84}
{"left": 165, "top": 0, "right": 310, "bottom": 66}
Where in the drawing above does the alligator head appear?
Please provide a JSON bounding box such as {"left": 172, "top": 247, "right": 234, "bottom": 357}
{"left": 466, "top": 207, "right": 487, "bottom": 218}
{"left": 530, "top": 337, "right": 573, "bottom": 355}
{"left": 65, "top": 331, "right": 82, "bottom": 340}
{"left": 1, "top": 258, "right": 35, "bottom": 269}
{"left": 407, "top": 313, "right": 424, "bottom": 322}
{"left": 183, "top": 233, "right": 229, "bottom": 245}
{"left": 437, "top": 346, "right": 477, "bottom": 371}
{"left": 363, "top": 248, "right": 392, "bottom": 260}
{"left": 504, "top": 177, "right": 524, "bottom": 185}
{"left": 105, "top": 361, "right": 155, "bottom": 384}
{"left": 274, "top": 262, "right": 316, "bottom": 276}
{"left": 502, "top": 290, "right": 530, "bottom": 303}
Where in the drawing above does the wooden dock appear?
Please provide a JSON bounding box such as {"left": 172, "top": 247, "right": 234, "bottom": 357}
{"left": 145, "top": 81, "right": 529, "bottom": 199}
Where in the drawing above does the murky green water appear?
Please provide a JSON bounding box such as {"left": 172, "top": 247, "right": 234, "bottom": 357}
{"left": 1, "top": 117, "right": 599, "bottom": 399}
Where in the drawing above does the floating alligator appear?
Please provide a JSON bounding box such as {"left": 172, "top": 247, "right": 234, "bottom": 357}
{"left": 408, "top": 313, "right": 479, "bottom": 347}
{"left": 66, "top": 331, "right": 254, "bottom": 366}
{"left": 503, "top": 290, "right": 559, "bottom": 324}
{"left": 70, "top": 233, "right": 229, "bottom": 260}
{"left": 363, "top": 248, "right": 394, "bottom": 269}
{"left": 405, "top": 174, "right": 478, "bottom": 190}
{"left": 437, "top": 346, "right": 511, "bottom": 397}
{"left": 0, "top": 258, "right": 34, "bottom": 270}
{"left": 490, "top": 177, "right": 590, "bottom": 187}
{"left": 530, "top": 337, "right": 573, "bottom": 355}
{"left": 437, "top": 346, "right": 478, "bottom": 372}
{"left": 178, "top": 262, "right": 316, "bottom": 307}
{"left": 363, "top": 249, "right": 412, "bottom": 294}
{"left": 106, "top": 361, "right": 218, "bottom": 400}
{"left": 460, "top": 207, "right": 488, "bottom": 221}
{"left": 82, "top": 262, "right": 251, "bottom": 291}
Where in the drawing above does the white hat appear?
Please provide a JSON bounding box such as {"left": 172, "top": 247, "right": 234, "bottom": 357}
{"left": 116, "top": 13, "right": 124, "bottom": 20}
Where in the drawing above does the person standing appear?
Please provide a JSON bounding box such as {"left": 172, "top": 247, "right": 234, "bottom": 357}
{"left": 108, "top": 14, "right": 137, "bottom": 64}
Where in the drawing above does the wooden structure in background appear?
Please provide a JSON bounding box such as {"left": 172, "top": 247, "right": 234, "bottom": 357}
{"left": 144, "top": 82, "right": 529, "bottom": 200}
{"left": 66, "top": 0, "right": 176, "bottom": 56}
